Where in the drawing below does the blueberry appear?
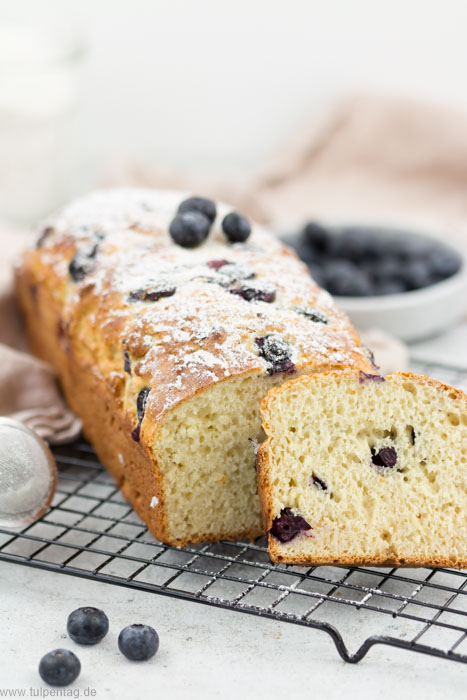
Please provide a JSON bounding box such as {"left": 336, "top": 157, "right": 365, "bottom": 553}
{"left": 36, "top": 225, "right": 54, "bottom": 249}
{"left": 132, "top": 388, "right": 150, "bottom": 442}
{"left": 123, "top": 351, "right": 131, "bottom": 375}
{"left": 374, "top": 280, "right": 406, "bottom": 295}
{"left": 118, "top": 624, "right": 159, "bottom": 661}
{"left": 306, "top": 263, "right": 326, "bottom": 287}
{"left": 230, "top": 281, "right": 276, "bottom": 303}
{"left": 371, "top": 446, "right": 397, "bottom": 468}
{"left": 335, "top": 227, "right": 383, "bottom": 262}
{"left": 222, "top": 212, "right": 252, "bottom": 243}
{"left": 67, "top": 606, "right": 109, "bottom": 645}
{"left": 69, "top": 252, "right": 96, "bottom": 282}
{"left": 169, "top": 211, "right": 211, "bottom": 248}
{"left": 38, "top": 649, "right": 81, "bottom": 687}
{"left": 128, "top": 283, "right": 176, "bottom": 303}
{"left": 371, "top": 258, "right": 402, "bottom": 284}
{"left": 312, "top": 475, "right": 327, "bottom": 490}
{"left": 302, "top": 221, "right": 333, "bottom": 255}
{"left": 178, "top": 196, "right": 217, "bottom": 223}
{"left": 255, "top": 335, "right": 295, "bottom": 375}
{"left": 359, "top": 371, "right": 385, "bottom": 383}
{"left": 427, "top": 248, "right": 461, "bottom": 280}
{"left": 270, "top": 508, "right": 312, "bottom": 543}
{"left": 402, "top": 260, "right": 432, "bottom": 290}
{"left": 323, "top": 260, "right": 373, "bottom": 296}
{"left": 295, "top": 306, "right": 328, "bottom": 324}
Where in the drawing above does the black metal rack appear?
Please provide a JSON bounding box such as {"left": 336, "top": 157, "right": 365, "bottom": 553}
{"left": 1, "top": 359, "right": 467, "bottom": 665}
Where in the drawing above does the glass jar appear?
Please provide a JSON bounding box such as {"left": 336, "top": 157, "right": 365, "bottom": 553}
{"left": 0, "top": 21, "right": 85, "bottom": 224}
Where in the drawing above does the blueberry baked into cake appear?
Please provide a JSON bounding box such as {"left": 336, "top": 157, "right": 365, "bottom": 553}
{"left": 257, "top": 370, "right": 467, "bottom": 567}
{"left": 16, "top": 189, "right": 373, "bottom": 546}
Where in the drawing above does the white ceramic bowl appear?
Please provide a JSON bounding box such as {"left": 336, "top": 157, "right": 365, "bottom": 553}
{"left": 280, "top": 225, "right": 467, "bottom": 342}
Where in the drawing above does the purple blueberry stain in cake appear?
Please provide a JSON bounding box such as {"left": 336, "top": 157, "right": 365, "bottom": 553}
{"left": 69, "top": 252, "right": 97, "bottom": 282}
{"left": 359, "top": 371, "right": 386, "bottom": 384}
{"left": 230, "top": 281, "right": 276, "bottom": 303}
{"left": 371, "top": 446, "right": 398, "bottom": 469}
{"left": 295, "top": 306, "right": 328, "bottom": 324}
{"left": 361, "top": 344, "right": 379, "bottom": 371}
{"left": 123, "top": 351, "right": 132, "bottom": 375}
{"left": 69, "top": 240, "right": 100, "bottom": 283}
{"left": 206, "top": 259, "right": 230, "bottom": 270}
{"left": 312, "top": 474, "right": 328, "bottom": 491}
{"left": 255, "top": 335, "right": 295, "bottom": 375}
{"left": 411, "top": 427, "right": 416, "bottom": 445}
{"left": 270, "top": 508, "right": 312, "bottom": 543}
{"left": 128, "top": 283, "right": 176, "bottom": 303}
{"left": 131, "top": 387, "right": 150, "bottom": 442}
{"left": 35, "top": 225, "right": 55, "bottom": 249}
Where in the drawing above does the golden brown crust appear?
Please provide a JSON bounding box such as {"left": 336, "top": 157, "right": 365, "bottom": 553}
{"left": 258, "top": 368, "right": 467, "bottom": 568}
{"left": 16, "top": 189, "right": 372, "bottom": 546}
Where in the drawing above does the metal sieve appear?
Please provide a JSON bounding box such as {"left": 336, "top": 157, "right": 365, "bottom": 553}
{"left": 0, "top": 417, "right": 57, "bottom": 528}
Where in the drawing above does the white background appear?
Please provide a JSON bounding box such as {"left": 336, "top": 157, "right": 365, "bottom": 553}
{"left": 2, "top": 0, "right": 467, "bottom": 180}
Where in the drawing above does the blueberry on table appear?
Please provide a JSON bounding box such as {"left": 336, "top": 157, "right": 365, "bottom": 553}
{"left": 222, "top": 212, "right": 252, "bottom": 243}
{"left": 118, "top": 624, "right": 159, "bottom": 661}
{"left": 39, "top": 649, "right": 81, "bottom": 686}
{"left": 270, "top": 508, "right": 312, "bottom": 543}
{"left": 178, "top": 196, "right": 217, "bottom": 223}
{"left": 169, "top": 211, "right": 211, "bottom": 248}
{"left": 67, "top": 606, "right": 109, "bottom": 645}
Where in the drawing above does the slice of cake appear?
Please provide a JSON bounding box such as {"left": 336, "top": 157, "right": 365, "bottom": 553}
{"left": 257, "top": 369, "right": 467, "bottom": 567}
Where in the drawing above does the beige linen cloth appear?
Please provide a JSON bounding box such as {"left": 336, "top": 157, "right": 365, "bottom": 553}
{"left": 0, "top": 232, "right": 82, "bottom": 443}
{"left": 6, "top": 93, "right": 467, "bottom": 443}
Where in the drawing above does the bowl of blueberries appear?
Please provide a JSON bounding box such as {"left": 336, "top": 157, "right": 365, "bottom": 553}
{"left": 282, "top": 222, "right": 467, "bottom": 341}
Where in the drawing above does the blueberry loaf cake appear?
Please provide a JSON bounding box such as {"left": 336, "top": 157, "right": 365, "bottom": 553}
{"left": 257, "top": 369, "right": 467, "bottom": 567}
{"left": 16, "top": 188, "right": 372, "bottom": 546}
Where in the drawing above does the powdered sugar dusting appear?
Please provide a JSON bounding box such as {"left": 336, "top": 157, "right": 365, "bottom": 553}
{"left": 30, "top": 188, "right": 370, "bottom": 426}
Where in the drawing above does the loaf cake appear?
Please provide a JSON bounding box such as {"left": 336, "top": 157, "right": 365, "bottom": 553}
{"left": 257, "top": 369, "right": 467, "bottom": 567}
{"left": 16, "top": 188, "right": 372, "bottom": 546}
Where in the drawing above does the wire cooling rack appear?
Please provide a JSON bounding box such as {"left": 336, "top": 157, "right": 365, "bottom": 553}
{"left": 1, "top": 358, "right": 467, "bottom": 665}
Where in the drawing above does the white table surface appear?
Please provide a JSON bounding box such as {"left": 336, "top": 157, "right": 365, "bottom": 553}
{"left": 1, "top": 323, "right": 467, "bottom": 699}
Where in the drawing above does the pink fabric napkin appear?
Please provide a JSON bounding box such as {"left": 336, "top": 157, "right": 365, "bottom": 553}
{"left": 0, "top": 229, "right": 82, "bottom": 444}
